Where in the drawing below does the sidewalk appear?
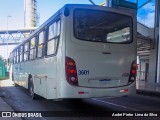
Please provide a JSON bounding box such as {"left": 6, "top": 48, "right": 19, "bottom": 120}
{"left": 0, "top": 80, "right": 23, "bottom": 120}
{"left": 0, "top": 97, "right": 23, "bottom": 120}
{"left": 136, "top": 80, "right": 160, "bottom": 97}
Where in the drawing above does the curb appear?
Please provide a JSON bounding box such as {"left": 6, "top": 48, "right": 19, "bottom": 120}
{"left": 136, "top": 89, "right": 160, "bottom": 98}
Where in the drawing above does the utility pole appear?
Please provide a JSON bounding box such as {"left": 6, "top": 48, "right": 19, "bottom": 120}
{"left": 6, "top": 15, "right": 11, "bottom": 72}
{"left": 88, "top": 0, "right": 96, "bottom": 5}
{"left": 6, "top": 15, "right": 11, "bottom": 60}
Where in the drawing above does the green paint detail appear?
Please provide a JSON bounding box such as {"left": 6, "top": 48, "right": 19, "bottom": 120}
{"left": 0, "top": 60, "right": 6, "bottom": 78}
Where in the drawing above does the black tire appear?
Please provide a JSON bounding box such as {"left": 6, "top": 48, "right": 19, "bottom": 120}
{"left": 28, "top": 77, "right": 37, "bottom": 100}
{"left": 12, "top": 73, "right": 18, "bottom": 87}
{"left": 14, "top": 83, "right": 19, "bottom": 87}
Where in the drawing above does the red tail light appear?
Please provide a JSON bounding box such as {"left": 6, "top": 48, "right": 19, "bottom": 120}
{"left": 65, "top": 57, "right": 78, "bottom": 86}
{"left": 128, "top": 60, "right": 137, "bottom": 83}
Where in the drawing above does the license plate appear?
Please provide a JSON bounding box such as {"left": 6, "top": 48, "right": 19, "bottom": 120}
{"left": 99, "top": 79, "right": 111, "bottom": 85}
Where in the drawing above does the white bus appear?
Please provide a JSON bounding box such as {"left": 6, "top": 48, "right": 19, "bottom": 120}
{"left": 9, "top": 4, "right": 137, "bottom": 100}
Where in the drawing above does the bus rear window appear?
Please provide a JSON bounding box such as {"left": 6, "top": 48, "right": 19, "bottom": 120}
{"left": 74, "top": 9, "right": 132, "bottom": 43}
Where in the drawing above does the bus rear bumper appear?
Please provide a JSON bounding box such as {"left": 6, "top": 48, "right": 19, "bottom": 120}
{"left": 59, "top": 81, "right": 136, "bottom": 99}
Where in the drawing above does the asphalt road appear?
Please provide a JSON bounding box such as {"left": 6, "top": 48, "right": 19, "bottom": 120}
{"left": 1, "top": 80, "right": 160, "bottom": 120}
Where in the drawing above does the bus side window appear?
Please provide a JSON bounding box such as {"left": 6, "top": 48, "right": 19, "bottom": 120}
{"left": 16, "top": 49, "right": 18, "bottom": 63}
{"left": 12, "top": 52, "right": 14, "bottom": 64}
{"left": 47, "top": 20, "right": 60, "bottom": 56}
{"left": 13, "top": 50, "right": 16, "bottom": 64}
{"left": 24, "top": 42, "right": 29, "bottom": 61}
{"left": 18, "top": 48, "right": 20, "bottom": 63}
{"left": 37, "top": 31, "right": 45, "bottom": 58}
{"left": 30, "top": 37, "right": 36, "bottom": 60}
{"left": 14, "top": 51, "right": 16, "bottom": 64}
{"left": 20, "top": 45, "right": 24, "bottom": 62}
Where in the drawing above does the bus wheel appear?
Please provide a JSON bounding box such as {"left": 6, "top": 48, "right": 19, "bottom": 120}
{"left": 14, "top": 83, "right": 19, "bottom": 87}
{"left": 28, "top": 78, "right": 37, "bottom": 100}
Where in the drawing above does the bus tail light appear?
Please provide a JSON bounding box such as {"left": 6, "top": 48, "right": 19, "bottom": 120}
{"left": 65, "top": 57, "right": 78, "bottom": 86}
{"left": 120, "top": 89, "right": 128, "bottom": 93}
{"left": 128, "top": 60, "right": 137, "bottom": 83}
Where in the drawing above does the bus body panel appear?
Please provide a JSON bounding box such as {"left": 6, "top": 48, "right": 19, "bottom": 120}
{"left": 56, "top": 14, "right": 68, "bottom": 99}
{"left": 74, "top": 51, "right": 135, "bottom": 87}
{"left": 64, "top": 5, "right": 136, "bottom": 94}
{"left": 34, "top": 57, "right": 57, "bottom": 99}
{"left": 60, "top": 80, "right": 136, "bottom": 98}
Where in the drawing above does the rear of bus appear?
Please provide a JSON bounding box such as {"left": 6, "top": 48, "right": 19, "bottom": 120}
{"left": 63, "top": 5, "right": 136, "bottom": 98}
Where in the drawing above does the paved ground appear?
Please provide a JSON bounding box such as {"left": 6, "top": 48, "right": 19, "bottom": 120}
{"left": 136, "top": 80, "right": 160, "bottom": 98}
{"left": 1, "top": 79, "right": 160, "bottom": 120}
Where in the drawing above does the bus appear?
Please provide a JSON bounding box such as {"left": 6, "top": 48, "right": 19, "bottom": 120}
{"left": 9, "top": 4, "right": 137, "bottom": 100}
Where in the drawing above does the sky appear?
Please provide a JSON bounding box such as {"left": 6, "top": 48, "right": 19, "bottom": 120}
{"left": 0, "top": 0, "right": 104, "bottom": 29}
{"left": 137, "top": 0, "right": 155, "bottom": 28}
{"left": 0, "top": 0, "right": 155, "bottom": 29}
{"left": 0, "top": 0, "right": 156, "bottom": 59}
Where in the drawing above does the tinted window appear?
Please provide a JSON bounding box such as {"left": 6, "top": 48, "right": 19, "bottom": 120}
{"left": 30, "top": 37, "right": 36, "bottom": 60}
{"left": 20, "top": 45, "right": 23, "bottom": 62}
{"left": 47, "top": 20, "right": 60, "bottom": 55}
{"left": 74, "top": 9, "right": 132, "bottom": 43}
{"left": 24, "top": 42, "right": 29, "bottom": 61}
{"left": 37, "top": 31, "right": 45, "bottom": 58}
